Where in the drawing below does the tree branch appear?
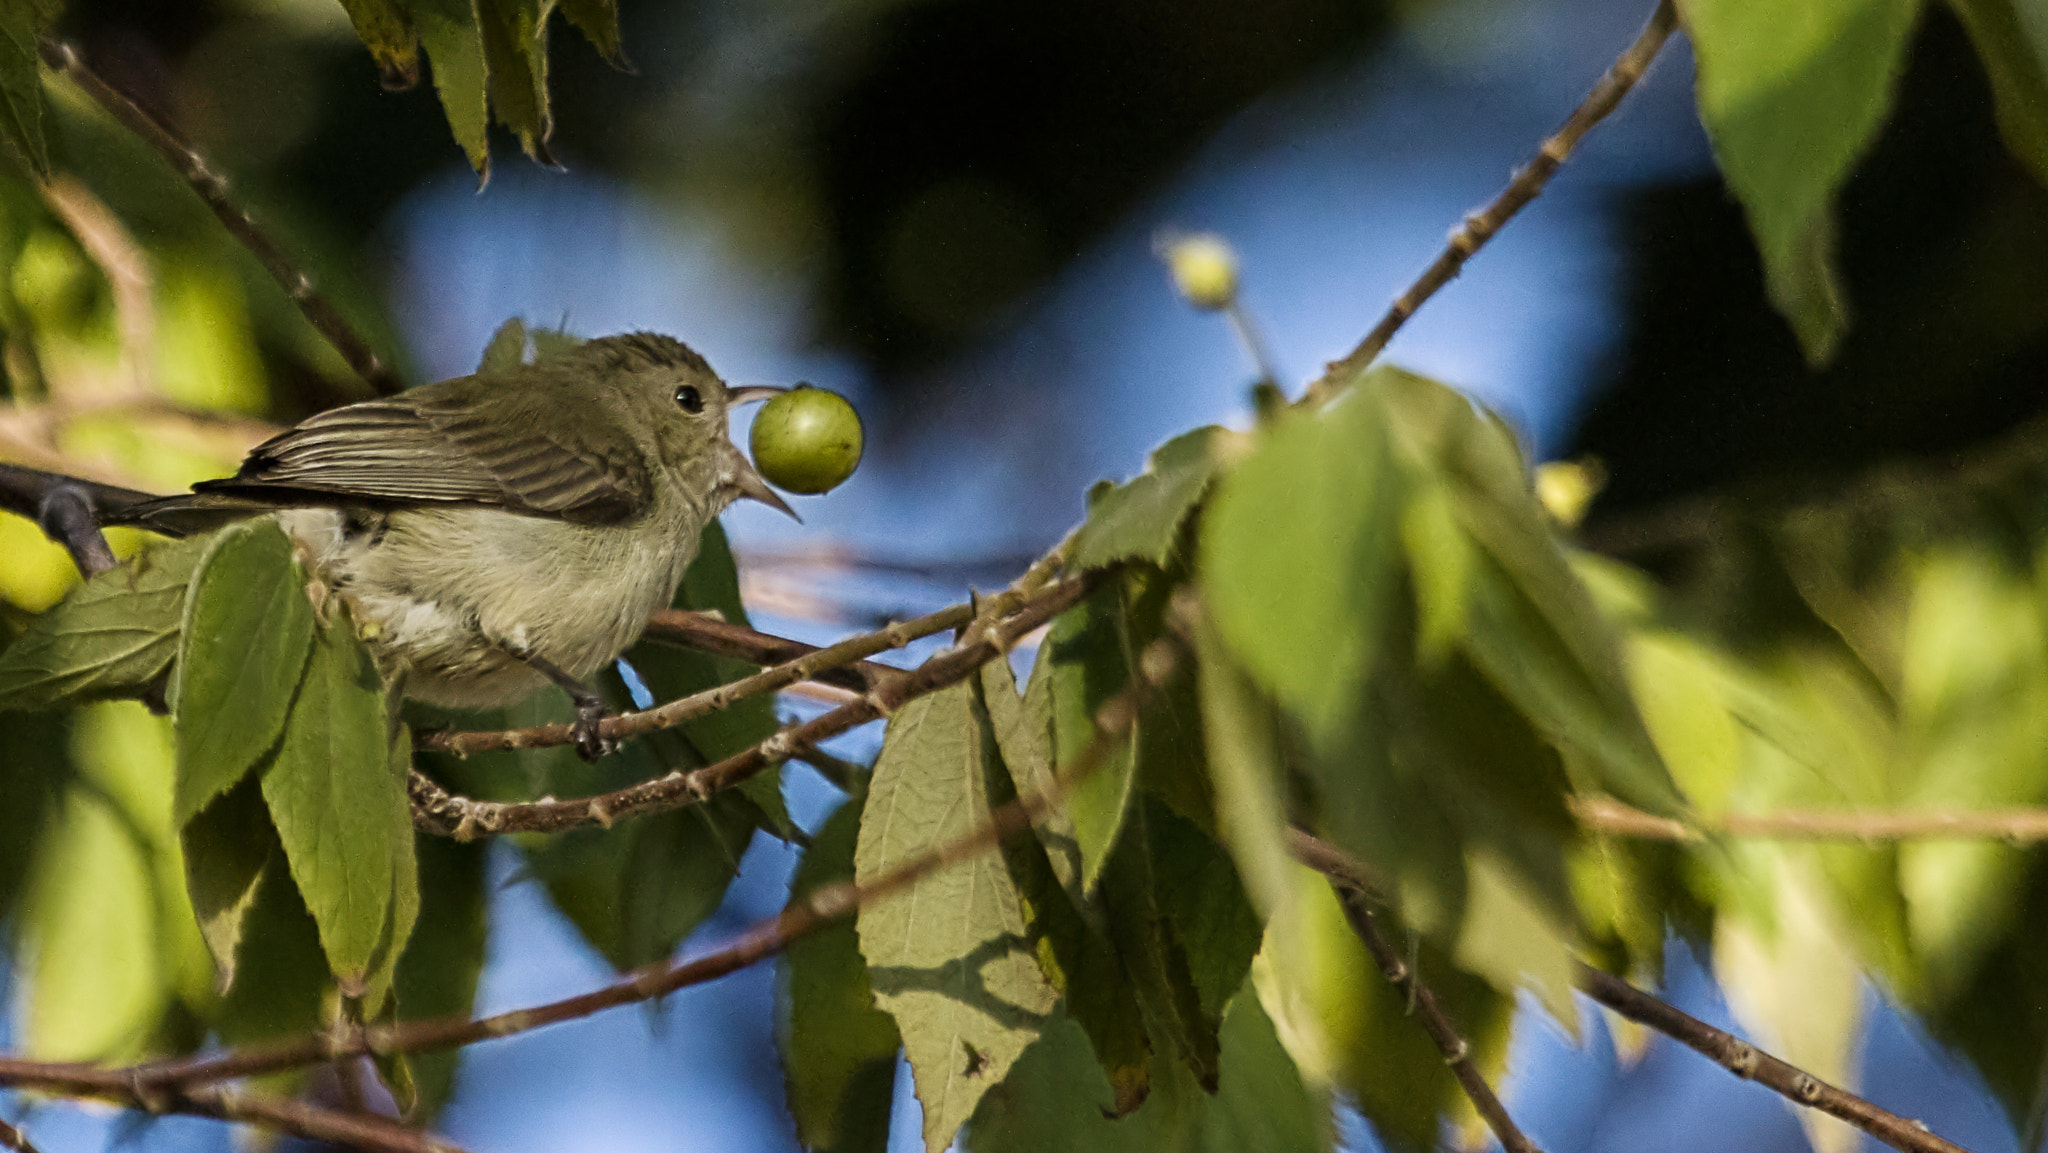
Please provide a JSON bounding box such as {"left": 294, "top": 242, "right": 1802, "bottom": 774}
{"left": 1575, "top": 965, "right": 1973, "bottom": 1153}
{"left": 411, "top": 566, "right": 1096, "bottom": 837}
{"left": 37, "top": 38, "right": 402, "bottom": 397}
{"left": 0, "top": 1116, "right": 42, "bottom": 1153}
{"left": 1287, "top": 831, "right": 1541, "bottom": 1153}
{"left": 1301, "top": 0, "right": 1680, "bottom": 407}
{"left": 0, "top": 1075, "right": 468, "bottom": 1153}
{"left": 1286, "top": 829, "right": 1976, "bottom": 1153}
{"left": 16, "top": 619, "right": 1186, "bottom": 1096}
{"left": 1574, "top": 796, "right": 2048, "bottom": 842}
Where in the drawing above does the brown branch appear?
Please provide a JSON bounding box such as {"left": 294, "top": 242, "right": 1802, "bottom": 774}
{"left": 0, "top": 1117, "right": 42, "bottom": 1153}
{"left": 1575, "top": 965, "right": 1974, "bottom": 1153}
{"left": 37, "top": 38, "right": 402, "bottom": 397}
{"left": 0, "top": 1075, "right": 467, "bottom": 1153}
{"left": 1574, "top": 796, "right": 2048, "bottom": 842}
{"left": 1289, "top": 831, "right": 1541, "bottom": 1153}
{"left": 411, "top": 567, "right": 1096, "bottom": 837}
{"left": 641, "top": 608, "right": 931, "bottom": 694}
{"left": 32, "top": 624, "right": 1185, "bottom": 1097}
{"left": 37, "top": 174, "right": 155, "bottom": 397}
{"left": 1301, "top": 0, "right": 1680, "bottom": 407}
{"left": 1287, "top": 829, "right": 1976, "bottom": 1153}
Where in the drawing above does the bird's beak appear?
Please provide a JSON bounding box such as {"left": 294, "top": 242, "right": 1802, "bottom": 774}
{"left": 728, "top": 384, "right": 788, "bottom": 406}
{"left": 717, "top": 438, "right": 801, "bottom": 522}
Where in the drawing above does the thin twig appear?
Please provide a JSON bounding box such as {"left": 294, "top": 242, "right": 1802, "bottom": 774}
{"left": 641, "top": 607, "right": 927, "bottom": 693}
{"left": 37, "top": 38, "right": 401, "bottom": 396}
{"left": 1288, "top": 829, "right": 1975, "bottom": 1153}
{"left": 0, "top": 1116, "right": 42, "bottom": 1153}
{"left": 1576, "top": 964, "right": 1974, "bottom": 1153}
{"left": 1574, "top": 797, "right": 2048, "bottom": 842}
{"left": 6, "top": 626, "right": 1185, "bottom": 1096}
{"left": 37, "top": 174, "right": 155, "bottom": 397}
{"left": 1292, "top": 832, "right": 1542, "bottom": 1153}
{"left": 1301, "top": 0, "right": 1680, "bottom": 407}
{"left": 410, "top": 568, "right": 1096, "bottom": 837}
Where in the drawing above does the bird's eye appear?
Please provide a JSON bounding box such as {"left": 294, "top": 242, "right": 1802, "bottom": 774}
{"left": 674, "top": 384, "right": 704, "bottom": 414}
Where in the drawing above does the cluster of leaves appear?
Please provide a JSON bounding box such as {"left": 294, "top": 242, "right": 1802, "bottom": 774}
{"left": 1679, "top": 0, "right": 2048, "bottom": 362}
{"left": 1, "top": 0, "right": 624, "bottom": 180}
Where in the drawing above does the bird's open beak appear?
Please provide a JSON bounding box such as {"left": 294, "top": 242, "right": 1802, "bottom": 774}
{"left": 728, "top": 384, "right": 788, "bottom": 406}
{"left": 717, "top": 438, "right": 800, "bottom": 522}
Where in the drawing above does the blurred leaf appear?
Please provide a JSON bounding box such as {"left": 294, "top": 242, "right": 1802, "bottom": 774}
{"left": 1037, "top": 582, "right": 1139, "bottom": 893}
{"left": 0, "top": 0, "right": 59, "bottom": 178}
{"left": 1946, "top": 0, "right": 2048, "bottom": 186}
{"left": 965, "top": 993, "right": 1328, "bottom": 1153}
{"left": 854, "top": 681, "right": 1058, "bottom": 1153}
{"left": 1677, "top": 0, "right": 1919, "bottom": 362}
{"left": 261, "top": 611, "right": 415, "bottom": 1006}
{"left": 1451, "top": 850, "right": 1577, "bottom": 1029}
{"left": 1715, "top": 851, "right": 1869, "bottom": 1153}
{"left": 476, "top": 0, "right": 553, "bottom": 163}
{"left": 1202, "top": 393, "right": 1400, "bottom": 749}
{"left": 336, "top": 0, "right": 421, "bottom": 88}
{"left": 1377, "top": 367, "right": 1686, "bottom": 818}
{"left": 1191, "top": 612, "right": 1295, "bottom": 923}
{"left": 212, "top": 849, "right": 332, "bottom": 1088}
{"left": 1072, "top": 426, "right": 1231, "bottom": 570}
{"left": 412, "top": 0, "right": 490, "bottom": 173}
{"left": 0, "top": 534, "right": 207, "bottom": 711}
{"left": 558, "top": 0, "right": 626, "bottom": 66}
{"left": 179, "top": 775, "right": 273, "bottom": 989}
{"left": 391, "top": 833, "right": 489, "bottom": 1120}
{"left": 781, "top": 789, "right": 902, "bottom": 1152}
{"left": 174, "top": 520, "right": 316, "bottom": 825}
{"left": 0, "top": 705, "right": 68, "bottom": 925}
{"left": 19, "top": 778, "right": 172, "bottom": 1060}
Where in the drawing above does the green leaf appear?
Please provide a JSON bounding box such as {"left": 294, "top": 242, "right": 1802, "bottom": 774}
{"left": 1190, "top": 614, "right": 1295, "bottom": 922}
{"left": 476, "top": 315, "right": 530, "bottom": 373}
{"left": 212, "top": 851, "right": 333, "bottom": 1070}
{"left": 1201, "top": 389, "right": 1401, "bottom": 749}
{"left": 1037, "top": 582, "right": 1139, "bottom": 894}
{"left": 0, "top": 0, "right": 59, "bottom": 178}
{"left": 558, "top": 0, "right": 626, "bottom": 66}
{"left": 1072, "top": 426, "right": 1233, "bottom": 570}
{"left": 1378, "top": 367, "right": 1686, "bottom": 818}
{"left": 477, "top": 0, "right": 553, "bottom": 163}
{"left": 336, "top": 0, "right": 421, "bottom": 88}
{"left": 179, "top": 776, "right": 274, "bottom": 989}
{"left": 0, "top": 534, "right": 208, "bottom": 711}
{"left": 412, "top": 0, "right": 491, "bottom": 173}
{"left": 174, "top": 520, "right": 318, "bottom": 825}
{"left": 965, "top": 994, "right": 1329, "bottom": 1153}
{"left": 980, "top": 643, "right": 1079, "bottom": 902}
{"left": 781, "top": 789, "right": 902, "bottom": 1152}
{"left": 391, "top": 834, "right": 489, "bottom": 1120}
{"left": 854, "top": 681, "right": 1059, "bottom": 1153}
{"left": 261, "top": 611, "right": 416, "bottom": 1005}
{"left": 0, "top": 706, "right": 69, "bottom": 923}
{"left": 1947, "top": 0, "right": 2048, "bottom": 186}
{"left": 1677, "top": 0, "right": 1920, "bottom": 362}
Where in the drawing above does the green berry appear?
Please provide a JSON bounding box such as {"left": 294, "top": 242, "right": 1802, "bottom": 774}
{"left": 750, "top": 385, "right": 864, "bottom": 495}
{"left": 1162, "top": 233, "right": 1239, "bottom": 310}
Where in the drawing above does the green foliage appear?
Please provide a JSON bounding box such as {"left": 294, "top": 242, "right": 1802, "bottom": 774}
{"left": 0, "top": 534, "right": 206, "bottom": 710}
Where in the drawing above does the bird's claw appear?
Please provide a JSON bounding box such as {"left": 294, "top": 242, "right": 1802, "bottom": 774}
{"left": 571, "top": 700, "right": 616, "bottom": 762}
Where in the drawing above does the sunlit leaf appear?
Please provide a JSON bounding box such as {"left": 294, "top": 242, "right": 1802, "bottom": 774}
{"left": 261, "top": 611, "right": 415, "bottom": 1005}
{"left": 0, "top": 534, "right": 208, "bottom": 711}
{"left": 477, "top": 0, "right": 552, "bottom": 163}
{"left": 1202, "top": 392, "right": 1400, "bottom": 749}
{"left": 336, "top": 0, "right": 421, "bottom": 88}
{"left": 1677, "top": 0, "right": 1919, "bottom": 362}
{"left": 781, "top": 789, "right": 902, "bottom": 1151}
{"left": 412, "top": 0, "right": 491, "bottom": 173}
{"left": 854, "top": 682, "right": 1058, "bottom": 1153}
{"left": 1072, "top": 426, "right": 1232, "bottom": 570}
{"left": 1037, "top": 583, "right": 1139, "bottom": 893}
{"left": 174, "top": 520, "right": 316, "bottom": 825}
{"left": 558, "top": 0, "right": 626, "bottom": 66}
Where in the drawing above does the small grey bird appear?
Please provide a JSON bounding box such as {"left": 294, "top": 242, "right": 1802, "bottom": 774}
{"left": 92, "top": 331, "right": 793, "bottom": 758}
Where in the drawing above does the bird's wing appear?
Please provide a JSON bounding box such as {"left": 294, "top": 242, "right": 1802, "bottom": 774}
{"left": 195, "top": 392, "right": 652, "bottom": 524}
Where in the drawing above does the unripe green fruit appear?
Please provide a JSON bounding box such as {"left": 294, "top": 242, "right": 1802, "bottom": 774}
{"left": 750, "top": 385, "right": 864, "bottom": 494}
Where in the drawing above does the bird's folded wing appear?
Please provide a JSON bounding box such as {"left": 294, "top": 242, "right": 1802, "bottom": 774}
{"left": 194, "top": 396, "right": 651, "bottom": 524}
